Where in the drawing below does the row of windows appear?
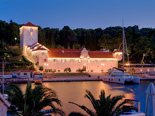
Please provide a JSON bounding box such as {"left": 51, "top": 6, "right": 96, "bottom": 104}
{"left": 44, "top": 59, "right": 115, "bottom": 63}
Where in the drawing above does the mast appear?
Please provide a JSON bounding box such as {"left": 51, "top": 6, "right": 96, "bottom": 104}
{"left": 2, "top": 61, "right": 4, "bottom": 95}
{"left": 122, "top": 21, "right": 125, "bottom": 73}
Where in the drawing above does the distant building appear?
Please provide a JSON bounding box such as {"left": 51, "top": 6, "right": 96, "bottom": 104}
{"left": 0, "top": 93, "right": 10, "bottom": 116}
{"left": 20, "top": 22, "right": 122, "bottom": 72}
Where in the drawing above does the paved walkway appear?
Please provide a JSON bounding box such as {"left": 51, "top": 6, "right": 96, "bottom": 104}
{"left": 1, "top": 72, "right": 155, "bottom": 84}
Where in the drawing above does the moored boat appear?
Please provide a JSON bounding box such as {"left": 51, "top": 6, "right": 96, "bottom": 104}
{"left": 103, "top": 70, "right": 140, "bottom": 84}
{"left": 102, "top": 23, "right": 140, "bottom": 84}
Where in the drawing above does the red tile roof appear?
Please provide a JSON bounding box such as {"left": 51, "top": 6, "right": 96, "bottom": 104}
{"left": 48, "top": 49, "right": 115, "bottom": 58}
{"left": 27, "top": 43, "right": 48, "bottom": 51}
{"left": 23, "top": 22, "right": 37, "bottom": 27}
{"left": 88, "top": 51, "right": 115, "bottom": 58}
{"left": 48, "top": 49, "right": 81, "bottom": 58}
{"left": 33, "top": 46, "right": 48, "bottom": 51}
{"left": 28, "top": 42, "right": 38, "bottom": 47}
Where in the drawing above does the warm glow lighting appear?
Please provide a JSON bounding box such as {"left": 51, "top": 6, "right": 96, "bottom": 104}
{"left": 101, "top": 63, "right": 105, "bottom": 66}
{"left": 140, "top": 69, "right": 142, "bottom": 72}
{"left": 115, "top": 52, "right": 122, "bottom": 55}
{"left": 84, "top": 63, "right": 86, "bottom": 65}
{"left": 148, "top": 69, "right": 150, "bottom": 71}
{"left": 125, "top": 63, "right": 130, "bottom": 66}
{"left": 44, "top": 63, "right": 48, "bottom": 65}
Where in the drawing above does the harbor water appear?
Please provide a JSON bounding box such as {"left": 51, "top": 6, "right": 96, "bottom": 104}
{"left": 11, "top": 81, "right": 155, "bottom": 115}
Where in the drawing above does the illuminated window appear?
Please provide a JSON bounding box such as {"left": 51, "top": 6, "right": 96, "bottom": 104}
{"left": 88, "top": 60, "right": 90, "bottom": 63}
{"left": 61, "top": 59, "right": 66, "bottom": 62}
{"left": 30, "top": 29, "right": 33, "bottom": 35}
{"left": 70, "top": 59, "right": 74, "bottom": 63}
{"left": 78, "top": 59, "right": 81, "bottom": 63}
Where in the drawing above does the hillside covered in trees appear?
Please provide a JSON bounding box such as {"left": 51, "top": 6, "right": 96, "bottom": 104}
{"left": 1, "top": 20, "right": 155, "bottom": 64}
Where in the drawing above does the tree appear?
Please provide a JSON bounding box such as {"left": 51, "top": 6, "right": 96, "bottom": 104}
{"left": 69, "top": 90, "right": 137, "bottom": 116}
{"left": 7, "top": 81, "right": 65, "bottom": 116}
{"left": 60, "top": 26, "right": 77, "bottom": 48}
{"left": 50, "top": 29, "right": 55, "bottom": 48}
{"left": 134, "top": 36, "right": 154, "bottom": 64}
{"left": 39, "top": 66, "right": 43, "bottom": 71}
{"left": 98, "top": 34, "right": 113, "bottom": 51}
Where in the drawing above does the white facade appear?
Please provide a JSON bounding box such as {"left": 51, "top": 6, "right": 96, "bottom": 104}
{"left": 46, "top": 57, "right": 118, "bottom": 72}
{"left": 21, "top": 22, "right": 122, "bottom": 72}
{"left": 20, "top": 22, "right": 38, "bottom": 54}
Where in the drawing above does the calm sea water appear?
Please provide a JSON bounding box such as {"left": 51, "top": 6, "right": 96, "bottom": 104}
{"left": 15, "top": 80, "right": 154, "bottom": 115}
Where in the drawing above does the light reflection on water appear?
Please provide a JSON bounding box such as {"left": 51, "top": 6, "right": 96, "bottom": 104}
{"left": 17, "top": 80, "right": 155, "bottom": 115}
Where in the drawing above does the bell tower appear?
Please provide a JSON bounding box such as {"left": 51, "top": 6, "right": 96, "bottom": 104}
{"left": 19, "top": 22, "right": 38, "bottom": 54}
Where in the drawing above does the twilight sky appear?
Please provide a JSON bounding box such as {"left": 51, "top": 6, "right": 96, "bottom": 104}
{"left": 0, "top": 0, "right": 155, "bottom": 29}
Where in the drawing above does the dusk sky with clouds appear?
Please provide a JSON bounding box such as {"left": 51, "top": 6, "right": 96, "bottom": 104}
{"left": 0, "top": 0, "right": 155, "bottom": 29}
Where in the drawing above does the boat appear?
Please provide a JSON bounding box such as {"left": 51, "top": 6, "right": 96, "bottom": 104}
{"left": 119, "top": 99, "right": 145, "bottom": 116}
{"left": 34, "top": 80, "right": 42, "bottom": 85}
{"left": 102, "top": 24, "right": 140, "bottom": 84}
{"left": 103, "top": 70, "right": 140, "bottom": 84}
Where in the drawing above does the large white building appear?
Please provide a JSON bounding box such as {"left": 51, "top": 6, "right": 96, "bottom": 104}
{"left": 20, "top": 22, "right": 122, "bottom": 72}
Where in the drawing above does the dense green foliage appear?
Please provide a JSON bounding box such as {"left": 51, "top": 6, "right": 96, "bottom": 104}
{"left": 7, "top": 81, "right": 65, "bottom": 116}
{"left": 69, "top": 90, "right": 137, "bottom": 116}
{"left": 1, "top": 20, "right": 155, "bottom": 63}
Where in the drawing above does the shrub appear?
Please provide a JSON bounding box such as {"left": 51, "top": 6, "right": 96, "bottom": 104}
{"left": 52, "top": 69, "right": 56, "bottom": 73}
{"left": 45, "top": 69, "right": 48, "bottom": 72}
{"left": 64, "top": 67, "right": 71, "bottom": 73}
{"left": 10, "top": 49, "right": 22, "bottom": 56}
{"left": 76, "top": 68, "right": 84, "bottom": 73}
{"left": 91, "top": 70, "right": 93, "bottom": 72}
{"left": 58, "top": 70, "right": 60, "bottom": 72}
{"left": 35, "top": 62, "right": 39, "bottom": 65}
{"left": 29, "top": 65, "right": 35, "bottom": 70}
{"left": 39, "top": 66, "right": 43, "bottom": 71}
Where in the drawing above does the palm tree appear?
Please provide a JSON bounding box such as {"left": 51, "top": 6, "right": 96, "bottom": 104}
{"left": 69, "top": 90, "right": 137, "bottom": 116}
{"left": 7, "top": 81, "right": 65, "bottom": 116}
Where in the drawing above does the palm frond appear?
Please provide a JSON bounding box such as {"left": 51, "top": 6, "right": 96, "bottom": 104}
{"left": 69, "top": 112, "right": 85, "bottom": 116}
{"left": 85, "top": 90, "right": 99, "bottom": 110}
{"left": 69, "top": 102, "right": 95, "bottom": 116}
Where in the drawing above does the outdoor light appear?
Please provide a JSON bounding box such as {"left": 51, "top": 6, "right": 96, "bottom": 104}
{"left": 125, "top": 63, "right": 130, "bottom": 66}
